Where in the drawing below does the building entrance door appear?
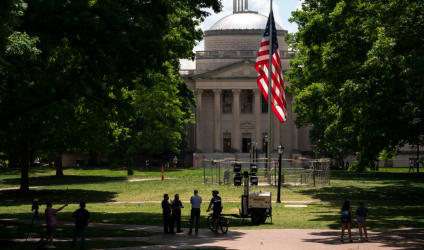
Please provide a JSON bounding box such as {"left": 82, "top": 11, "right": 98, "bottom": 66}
{"left": 223, "top": 137, "right": 232, "bottom": 153}
{"left": 242, "top": 138, "right": 251, "bottom": 153}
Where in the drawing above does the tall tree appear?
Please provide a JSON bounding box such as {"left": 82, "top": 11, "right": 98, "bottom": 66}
{"left": 287, "top": 0, "right": 424, "bottom": 171}
{"left": 0, "top": 0, "right": 222, "bottom": 190}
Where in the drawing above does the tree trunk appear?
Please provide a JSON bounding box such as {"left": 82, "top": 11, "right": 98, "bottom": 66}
{"left": 55, "top": 153, "right": 64, "bottom": 177}
{"left": 417, "top": 141, "right": 420, "bottom": 173}
{"left": 19, "top": 151, "right": 30, "bottom": 192}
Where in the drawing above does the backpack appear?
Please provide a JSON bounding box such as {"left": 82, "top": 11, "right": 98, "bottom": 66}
{"left": 341, "top": 209, "right": 350, "bottom": 222}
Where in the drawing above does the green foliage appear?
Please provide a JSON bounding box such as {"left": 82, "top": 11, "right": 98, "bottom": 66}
{"left": 0, "top": 0, "right": 222, "bottom": 189}
{"left": 288, "top": 0, "right": 424, "bottom": 171}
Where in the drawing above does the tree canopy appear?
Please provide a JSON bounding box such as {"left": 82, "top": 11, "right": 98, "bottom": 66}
{"left": 287, "top": 0, "right": 424, "bottom": 170}
{"left": 0, "top": 0, "right": 222, "bottom": 190}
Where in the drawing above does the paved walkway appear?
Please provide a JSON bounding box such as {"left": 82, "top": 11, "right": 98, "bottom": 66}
{"left": 2, "top": 219, "right": 423, "bottom": 249}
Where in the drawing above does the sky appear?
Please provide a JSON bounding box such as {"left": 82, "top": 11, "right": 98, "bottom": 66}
{"left": 180, "top": 0, "right": 303, "bottom": 69}
{"left": 193, "top": 0, "right": 303, "bottom": 52}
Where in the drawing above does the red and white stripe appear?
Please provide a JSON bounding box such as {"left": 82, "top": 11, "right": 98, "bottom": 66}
{"left": 255, "top": 36, "right": 287, "bottom": 123}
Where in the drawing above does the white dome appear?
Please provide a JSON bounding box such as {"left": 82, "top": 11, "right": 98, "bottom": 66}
{"left": 209, "top": 12, "right": 283, "bottom": 31}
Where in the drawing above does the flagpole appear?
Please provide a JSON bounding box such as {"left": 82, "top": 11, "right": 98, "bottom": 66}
{"left": 267, "top": 0, "right": 273, "bottom": 179}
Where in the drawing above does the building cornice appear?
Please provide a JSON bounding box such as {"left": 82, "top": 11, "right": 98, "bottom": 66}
{"left": 205, "top": 29, "right": 287, "bottom": 37}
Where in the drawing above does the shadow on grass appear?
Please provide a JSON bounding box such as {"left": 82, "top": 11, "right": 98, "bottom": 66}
{"left": 1, "top": 175, "right": 129, "bottom": 187}
{"left": 303, "top": 228, "right": 424, "bottom": 250}
{"left": 0, "top": 211, "right": 245, "bottom": 249}
{"left": 0, "top": 189, "right": 118, "bottom": 206}
{"left": 331, "top": 171, "right": 424, "bottom": 182}
{"left": 0, "top": 210, "right": 257, "bottom": 231}
{"left": 0, "top": 239, "right": 155, "bottom": 250}
{"left": 292, "top": 172, "right": 424, "bottom": 231}
{"left": 294, "top": 184, "right": 424, "bottom": 203}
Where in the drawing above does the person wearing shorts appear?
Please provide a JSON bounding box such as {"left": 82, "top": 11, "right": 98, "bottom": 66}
{"left": 356, "top": 201, "right": 369, "bottom": 241}
{"left": 340, "top": 200, "right": 353, "bottom": 243}
{"left": 45, "top": 201, "right": 68, "bottom": 248}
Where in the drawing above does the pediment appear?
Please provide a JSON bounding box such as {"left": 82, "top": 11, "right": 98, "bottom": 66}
{"left": 192, "top": 60, "right": 257, "bottom": 79}
{"left": 240, "top": 121, "right": 254, "bottom": 130}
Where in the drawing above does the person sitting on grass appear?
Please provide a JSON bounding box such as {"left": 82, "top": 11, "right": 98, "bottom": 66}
{"left": 45, "top": 201, "right": 68, "bottom": 248}
{"left": 72, "top": 201, "right": 90, "bottom": 249}
{"left": 206, "top": 190, "right": 222, "bottom": 232}
{"left": 340, "top": 200, "right": 353, "bottom": 243}
{"left": 356, "top": 201, "right": 369, "bottom": 241}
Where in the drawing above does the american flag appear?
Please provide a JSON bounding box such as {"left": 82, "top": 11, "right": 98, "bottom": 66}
{"left": 255, "top": 12, "right": 287, "bottom": 123}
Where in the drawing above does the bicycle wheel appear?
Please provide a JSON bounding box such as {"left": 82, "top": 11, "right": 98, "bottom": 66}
{"left": 207, "top": 215, "right": 216, "bottom": 232}
{"left": 219, "top": 217, "right": 229, "bottom": 234}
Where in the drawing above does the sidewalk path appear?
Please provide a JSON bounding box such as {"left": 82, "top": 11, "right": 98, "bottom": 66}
{"left": 114, "top": 228, "right": 424, "bottom": 250}
{"left": 2, "top": 219, "right": 423, "bottom": 249}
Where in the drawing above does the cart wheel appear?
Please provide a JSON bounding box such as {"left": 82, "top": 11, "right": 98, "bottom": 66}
{"left": 251, "top": 212, "right": 261, "bottom": 225}
{"left": 259, "top": 215, "right": 267, "bottom": 224}
{"left": 251, "top": 209, "right": 267, "bottom": 225}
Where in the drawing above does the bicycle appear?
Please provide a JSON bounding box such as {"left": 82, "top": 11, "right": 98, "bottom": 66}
{"left": 207, "top": 213, "right": 229, "bottom": 234}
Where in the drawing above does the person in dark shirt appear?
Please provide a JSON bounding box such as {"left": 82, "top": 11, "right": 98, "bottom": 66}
{"left": 162, "top": 194, "right": 173, "bottom": 234}
{"left": 356, "top": 201, "right": 369, "bottom": 241}
{"left": 72, "top": 201, "right": 90, "bottom": 249}
{"left": 340, "top": 200, "right": 353, "bottom": 243}
{"left": 207, "top": 190, "right": 222, "bottom": 232}
{"left": 171, "top": 194, "right": 184, "bottom": 233}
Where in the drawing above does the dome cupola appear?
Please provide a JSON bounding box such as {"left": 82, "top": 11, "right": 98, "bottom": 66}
{"left": 203, "top": 0, "right": 287, "bottom": 51}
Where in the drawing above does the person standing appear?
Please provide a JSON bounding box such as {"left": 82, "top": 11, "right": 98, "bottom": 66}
{"left": 162, "top": 194, "right": 172, "bottom": 234}
{"left": 340, "top": 200, "right": 353, "bottom": 243}
{"left": 188, "top": 190, "right": 202, "bottom": 234}
{"left": 45, "top": 201, "right": 68, "bottom": 248}
{"left": 72, "top": 201, "right": 90, "bottom": 249}
{"left": 356, "top": 201, "right": 369, "bottom": 241}
{"left": 207, "top": 190, "right": 222, "bottom": 232}
{"left": 171, "top": 194, "right": 184, "bottom": 233}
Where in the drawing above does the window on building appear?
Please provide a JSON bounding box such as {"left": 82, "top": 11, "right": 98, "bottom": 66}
{"left": 241, "top": 90, "right": 253, "bottom": 113}
{"left": 223, "top": 133, "right": 232, "bottom": 153}
{"left": 261, "top": 95, "right": 268, "bottom": 113}
{"left": 222, "top": 90, "right": 232, "bottom": 113}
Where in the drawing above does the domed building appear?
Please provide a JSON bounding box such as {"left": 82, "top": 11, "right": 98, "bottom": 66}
{"left": 182, "top": 0, "right": 313, "bottom": 164}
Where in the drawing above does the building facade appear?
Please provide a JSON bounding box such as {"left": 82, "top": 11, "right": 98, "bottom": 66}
{"left": 181, "top": 1, "right": 313, "bottom": 161}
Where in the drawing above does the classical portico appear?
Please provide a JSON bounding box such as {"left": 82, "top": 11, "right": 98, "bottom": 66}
{"left": 181, "top": 0, "right": 313, "bottom": 157}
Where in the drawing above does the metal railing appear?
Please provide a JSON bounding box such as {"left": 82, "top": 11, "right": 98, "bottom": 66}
{"left": 203, "top": 157, "right": 330, "bottom": 187}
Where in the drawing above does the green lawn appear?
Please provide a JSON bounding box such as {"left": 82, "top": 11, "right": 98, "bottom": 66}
{"left": 0, "top": 166, "right": 423, "bottom": 231}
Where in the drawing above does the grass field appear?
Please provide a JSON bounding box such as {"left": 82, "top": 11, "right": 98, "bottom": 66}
{"left": 0, "top": 166, "right": 423, "bottom": 234}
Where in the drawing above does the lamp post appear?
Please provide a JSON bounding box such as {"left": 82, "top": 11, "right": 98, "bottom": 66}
{"left": 173, "top": 156, "right": 178, "bottom": 168}
{"left": 264, "top": 135, "right": 268, "bottom": 176}
{"left": 277, "top": 145, "right": 284, "bottom": 203}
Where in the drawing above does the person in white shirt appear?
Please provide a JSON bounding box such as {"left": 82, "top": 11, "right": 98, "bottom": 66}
{"left": 188, "top": 190, "right": 202, "bottom": 234}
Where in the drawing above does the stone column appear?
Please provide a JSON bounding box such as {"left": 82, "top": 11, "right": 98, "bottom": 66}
{"left": 254, "top": 89, "right": 262, "bottom": 151}
{"left": 195, "top": 89, "right": 203, "bottom": 151}
{"left": 213, "top": 89, "right": 222, "bottom": 152}
{"left": 232, "top": 89, "right": 241, "bottom": 152}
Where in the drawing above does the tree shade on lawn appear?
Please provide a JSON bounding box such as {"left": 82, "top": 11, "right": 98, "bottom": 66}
{"left": 0, "top": 0, "right": 223, "bottom": 191}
